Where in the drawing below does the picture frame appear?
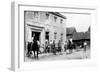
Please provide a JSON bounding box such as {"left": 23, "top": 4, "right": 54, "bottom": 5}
{"left": 11, "top": 2, "right": 97, "bottom": 71}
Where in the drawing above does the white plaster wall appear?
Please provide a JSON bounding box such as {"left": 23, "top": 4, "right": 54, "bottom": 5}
{"left": 25, "top": 11, "right": 66, "bottom": 45}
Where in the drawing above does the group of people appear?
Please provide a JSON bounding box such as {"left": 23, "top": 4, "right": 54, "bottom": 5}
{"left": 26, "top": 36, "right": 88, "bottom": 59}
{"left": 44, "top": 40, "right": 62, "bottom": 55}
{"left": 26, "top": 38, "right": 63, "bottom": 59}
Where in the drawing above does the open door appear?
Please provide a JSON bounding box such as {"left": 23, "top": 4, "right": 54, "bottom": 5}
{"left": 32, "top": 31, "right": 41, "bottom": 41}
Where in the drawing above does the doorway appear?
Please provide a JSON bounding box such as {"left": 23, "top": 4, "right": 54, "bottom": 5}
{"left": 32, "top": 31, "right": 41, "bottom": 41}
{"left": 45, "top": 32, "right": 49, "bottom": 41}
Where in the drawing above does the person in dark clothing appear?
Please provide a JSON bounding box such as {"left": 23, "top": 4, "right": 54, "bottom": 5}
{"left": 52, "top": 40, "right": 56, "bottom": 55}
{"left": 67, "top": 40, "right": 72, "bottom": 53}
{"left": 31, "top": 37, "right": 39, "bottom": 59}
{"left": 27, "top": 42, "right": 32, "bottom": 57}
{"left": 45, "top": 41, "right": 48, "bottom": 53}
{"left": 64, "top": 41, "right": 67, "bottom": 52}
{"left": 48, "top": 42, "right": 50, "bottom": 53}
{"left": 58, "top": 40, "right": 62, "bottom": 53}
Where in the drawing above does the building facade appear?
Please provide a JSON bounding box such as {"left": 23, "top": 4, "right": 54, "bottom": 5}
{"left": 24, "top": 11, "right": 66, "bottom": 50}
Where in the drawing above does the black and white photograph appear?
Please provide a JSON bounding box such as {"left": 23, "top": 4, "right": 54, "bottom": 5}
{"left": 10, "top": 1, "right": 98, "bottom": 71}
{"left": 24, "top": 11, "right": 91, "bottom": 62}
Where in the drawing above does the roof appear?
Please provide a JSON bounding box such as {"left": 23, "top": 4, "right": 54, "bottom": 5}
{"left": 66, "top": 27, "right": 76, "bottom": 35}
{"left": 72, "top": 32, "right": 90, "bottom": 40}
{"left": 72, "top": 32, "right": 84, "bottom": 40}
{"left": 49, "top": 12, "right": 66, "bottom": 19}
{"left": 66, "top": 27, "right": 90, "bottom": 40}
{"left": 84, "top": 31, "right": 90, "bottom": 39}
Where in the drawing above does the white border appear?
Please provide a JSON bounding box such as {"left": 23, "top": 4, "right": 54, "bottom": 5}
{"left": 11, "top": 2, "right": 97, "bottom": 71}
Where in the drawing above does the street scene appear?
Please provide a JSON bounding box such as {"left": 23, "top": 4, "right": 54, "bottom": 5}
{"left": 24, "top": 11, "right": 91, "bottom": 62}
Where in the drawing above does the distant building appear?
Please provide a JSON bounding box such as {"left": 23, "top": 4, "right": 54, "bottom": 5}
{"left": 66, "top": 27, "right": 90, "bottom": 46}
{"left": 24, "top": 11, "right": 66, "bottom": 49}
{"left": 66, "top": 27, "right": 76, "bottom": 40}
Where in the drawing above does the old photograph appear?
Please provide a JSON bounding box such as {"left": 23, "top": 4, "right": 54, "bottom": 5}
{"left": 24, "top": 11, "right": 91, "bottom": 62}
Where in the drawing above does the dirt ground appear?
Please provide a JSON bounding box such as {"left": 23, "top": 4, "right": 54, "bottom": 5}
{"left": 25, "top": 48, "right": 90, "bottom": 62}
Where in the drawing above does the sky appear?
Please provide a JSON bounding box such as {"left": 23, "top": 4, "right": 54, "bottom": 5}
{"left": 61, "top": 13, "right": 91, "bottom": 32}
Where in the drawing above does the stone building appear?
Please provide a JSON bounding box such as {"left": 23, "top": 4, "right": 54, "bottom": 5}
{"left": 24, "top": 11, "right": 66, "bottom": 49}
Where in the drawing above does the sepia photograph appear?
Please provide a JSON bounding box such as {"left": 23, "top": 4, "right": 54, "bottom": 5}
{"left": 24, "top": 11, "right": 91, "bottom": 62}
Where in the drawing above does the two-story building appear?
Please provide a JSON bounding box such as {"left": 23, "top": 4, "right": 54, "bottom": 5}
{"left": 24, "top": 11, "right": 66, "bottom": 50}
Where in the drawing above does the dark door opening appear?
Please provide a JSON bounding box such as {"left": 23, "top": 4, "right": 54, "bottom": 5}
{"left": 32, "top": 31, "right": 40, "bottom": 41}
{"left": 45, "top": 32, "right": 49, "bottom": 41}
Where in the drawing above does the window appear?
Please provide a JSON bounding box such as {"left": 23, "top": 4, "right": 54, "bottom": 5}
{"left": 45, "top": 32, "right": 49, "bottom": 41}
{"left": 46, "top": 13, "right": 49, "bottom": 20}
{"left": 54, "top": 32, "right": 57, "bottom": 39}
{"left": 60, "top": 19, "right": 63, "bottom": 24}
{"left": 54, "top": 16, "right": 57, "bottom": 22}
{"left": 61, "top": 33, "right": 63, "bottom": 42}
{"left": 34, "top": 11, "right": 38, "bottom": 18}
{"left": 34, "top": 11, "right": 38, "bottom": 21}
